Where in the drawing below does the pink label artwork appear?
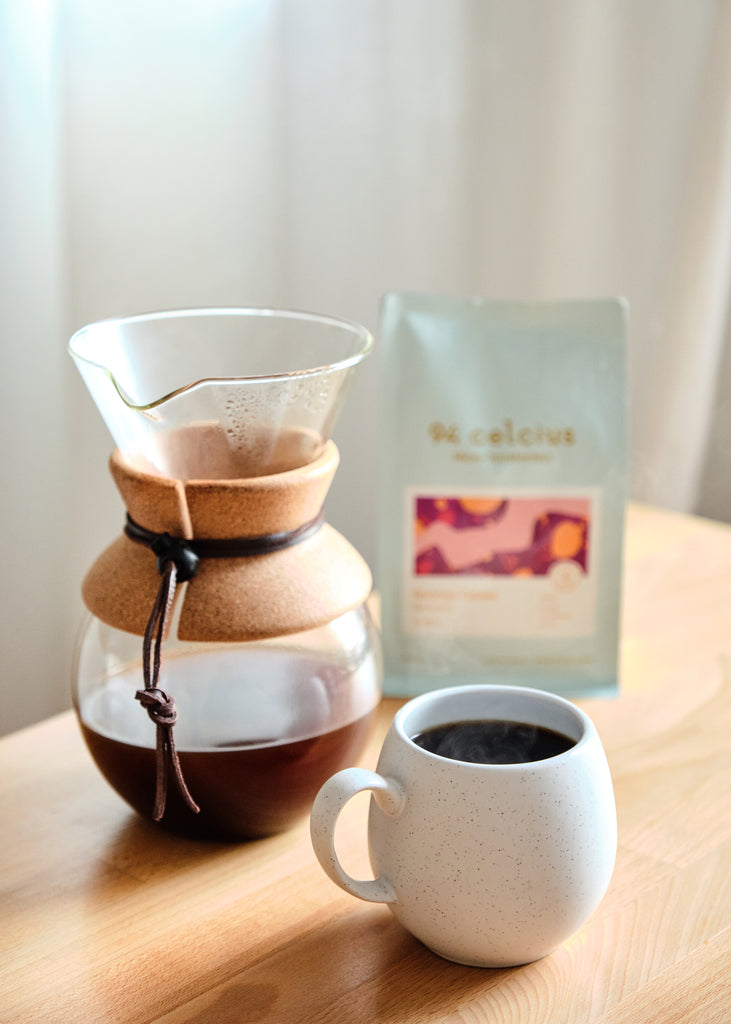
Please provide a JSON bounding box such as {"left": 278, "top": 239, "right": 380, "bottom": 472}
{"left": 414, "top": 497, "right": 590, "bottom": 577}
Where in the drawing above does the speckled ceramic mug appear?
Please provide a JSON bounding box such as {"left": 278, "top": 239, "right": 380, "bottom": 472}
{"left": 310, "top": 685, "right": 616, "bottom": 968}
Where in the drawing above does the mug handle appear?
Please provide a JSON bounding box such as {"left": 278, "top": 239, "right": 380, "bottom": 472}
{"left": 310, "top": 767, "right": 405, "bottom": 904}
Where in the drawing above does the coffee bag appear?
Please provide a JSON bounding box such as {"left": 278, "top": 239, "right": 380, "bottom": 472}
{"left": 379, "top": 293, "right": 628, "bottom": 698}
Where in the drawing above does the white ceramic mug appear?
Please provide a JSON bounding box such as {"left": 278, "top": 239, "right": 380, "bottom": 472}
{"left": 310, "top": 685, "right": 616, "bottom": 967}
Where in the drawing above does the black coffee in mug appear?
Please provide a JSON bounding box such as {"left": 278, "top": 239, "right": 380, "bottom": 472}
{"left": 412, "top": 719, "right": 575, "bottom": 765}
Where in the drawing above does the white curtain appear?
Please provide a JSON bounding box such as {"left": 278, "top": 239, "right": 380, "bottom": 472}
{"left": 2, "top": 0, "right": 730, "bottom": 735}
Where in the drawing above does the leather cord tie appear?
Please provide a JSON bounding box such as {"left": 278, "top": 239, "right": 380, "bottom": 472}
{"left": 126, "top": 510, "right": 324, "bottom": 822}
{"left": 124, "top": 510, "right": 325, "bottom": 562}
{"left": 134, "top": 559, "right": 200, "bottom": 821}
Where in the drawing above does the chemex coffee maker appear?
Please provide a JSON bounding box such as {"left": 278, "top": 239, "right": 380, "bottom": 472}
{"left": 69, "top": 308, "right": 381, "bottom": 840}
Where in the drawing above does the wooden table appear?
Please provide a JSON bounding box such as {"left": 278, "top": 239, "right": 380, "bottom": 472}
{"left": 2, "top": 504, "right": 730, "bottom": 1023}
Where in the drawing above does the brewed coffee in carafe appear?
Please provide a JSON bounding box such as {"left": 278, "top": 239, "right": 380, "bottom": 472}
{"left": 69, "top": 308, "right": 381, "bottom": 840}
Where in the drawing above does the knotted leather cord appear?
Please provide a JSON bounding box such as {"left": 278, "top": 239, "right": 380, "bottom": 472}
{"left": 125, "top": 510, "right": 325, "bottom": 560}
{"left": 126, "top": 509, "right": 324, "bottom": 822}
{"left": 135, "top": 560, "right": 200, "bottom": 820}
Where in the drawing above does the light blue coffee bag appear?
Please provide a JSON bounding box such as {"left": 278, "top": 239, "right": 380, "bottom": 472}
{"left": 379, "top": 293, "right": 628, "bottom": 699}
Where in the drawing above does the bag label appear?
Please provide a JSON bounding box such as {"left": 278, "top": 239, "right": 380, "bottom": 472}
{"left": 403, "top": 488, "right": 598, "bottom": 638}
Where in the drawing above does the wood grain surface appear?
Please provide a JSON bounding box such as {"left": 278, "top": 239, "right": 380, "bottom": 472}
{"left": 1, "top": 504, "right": 730, "bottom": 1023}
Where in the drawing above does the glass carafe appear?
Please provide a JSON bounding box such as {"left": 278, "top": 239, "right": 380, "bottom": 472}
{"left": 69, "top": 308, "right": 380, "bottom": 840}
